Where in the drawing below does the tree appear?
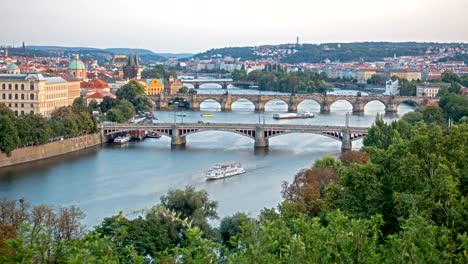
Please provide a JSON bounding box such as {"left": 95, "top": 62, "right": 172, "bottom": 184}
{"left": 339, "top": 150, "right": 369, "bottom": 166}
{"left": 219, "top": 212, "right": 251, "bottom": 248}
{"left": 15, "top": 114, "right": 50, "bottom": 146}
{"left": 0, "top": 103, "right": 16, "bottom": 121}
{"left": 99, "top": 96, "right": 118, "bottom": 114}
{"left": 160, "top": 186, "right": 219, "bottom": 239}
{"left": 402, "top": 111, "right": 423, "bottom": 125}
{"left": 72, "top": 97, "right": 87, "bottom": 113}
{"left": 422, "top": 106, "right": 445, "bottom": 126}
{"left": 87, "top": 100, "right": 99, "bottom": 112}
{"left": 0, "top": 116, "right": 19, "bottom": 156}
{"left": 106, "top": 108, "right": 125, "bottom": 123}
{"left": 178, "top": 86, "right": 189, "bottom": 94}
{"left": 367, "top": 74, "right": 386, "bottom": 86}
{"left": 116, "top": 80, "right": 152, "bottom": 112}
{"left": 441, "top": 71, "right": 461, "bottom": 84}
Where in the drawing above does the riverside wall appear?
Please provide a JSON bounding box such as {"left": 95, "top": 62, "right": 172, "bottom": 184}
{"left": 0, "top": 134, "right": 102, "bottom": 168}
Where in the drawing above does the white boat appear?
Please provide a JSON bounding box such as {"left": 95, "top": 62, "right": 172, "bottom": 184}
{"left": 205, "top": 163, "right": 246, "bottom": 180}
{"left": 114, "top": 135, "right": 131, "bottom": 145}
{"left": 273, "top": 112, "right": 315, "bottom": 119}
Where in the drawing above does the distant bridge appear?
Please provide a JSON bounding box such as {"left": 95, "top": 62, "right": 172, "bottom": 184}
{"left": 182, "top": 78, "right": 234, "bottom": 89}
{"left": 101, "top": 123, "right": 370, "bottom": 151}
{"left": 150, "top": 93, "right": 438, "bottom": 113}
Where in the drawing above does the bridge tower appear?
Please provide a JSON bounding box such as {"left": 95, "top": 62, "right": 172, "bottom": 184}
{"left": 171, "top": 125, "right": 186, "bottom": 146}
{"left": 341, "top": 113, "right": 352, "bottom": 151}
{"left": 254, "top": 125, "right": 269, "bottom": 148}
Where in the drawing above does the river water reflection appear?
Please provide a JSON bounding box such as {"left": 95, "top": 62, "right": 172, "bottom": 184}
{"left": 0, "top": 86, "right": 415, "bottom": 227}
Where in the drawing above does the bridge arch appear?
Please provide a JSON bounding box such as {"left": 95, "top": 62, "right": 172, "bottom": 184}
{"left": 199, "top": 98, "right": 222, "bottom": 111}
{"left": 329, "top": 99, "right": 354, "bottom": 112}
{"left": 265, "top": 98, "right": 288, "bottom": 112}
{"left": 199, "top": 83, "right": 223, "bottom": 89}
{"left": 180, "top": 128, "right": 256, "bottom": 139}
{"left": 230, "top": 98, "right": 255, "bottom": 111}
{"left": 297, "top": 99, "right": 321, "bottom": 112}
{"left": 364, "top": 99, "right": 386, "bottom": 113}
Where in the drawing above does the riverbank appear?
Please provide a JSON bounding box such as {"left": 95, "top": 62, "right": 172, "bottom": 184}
{"left": 0, "top": 134, "right": 102, "bottom": 168}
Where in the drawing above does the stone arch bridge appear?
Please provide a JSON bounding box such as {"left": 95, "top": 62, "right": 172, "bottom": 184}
{"left": 101, "top": 123, "right": 369, "bottom": 152}
{"left": 150, "top": 93, "right": 437, "bottom": 113}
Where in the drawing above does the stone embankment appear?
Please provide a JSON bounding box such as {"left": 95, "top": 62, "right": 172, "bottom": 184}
{"left": 0, "top": 134, "right": 102, "bottom": 168}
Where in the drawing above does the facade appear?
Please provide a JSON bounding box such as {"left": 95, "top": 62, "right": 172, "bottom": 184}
{"left": 145, "top": 78, "right": 165, "bottom": 95}
{"left": 111, "top": 55, "right": 128, "bottom": 68}
{"left": 5, "top": 63, "right": 20, "bottom": 74}
{"left": 168, "top": 77, "right": 184, "bottom": 95}
{"left": 123, "top": 52, "right": 142, "bottom": 79}
{"left": 356, "top": 69, "right": 377, "bottom": 84}
{"left": 390, "top": 70, "right": 421, "bottom": 81}
{"left": 68, "top": 55, "right": 86, "bottom": 80}
{"left": 0, "top": 73, "right": 80, "bottom": 117}
{"left": 384, "top": 80, "right": 400, "bottom": 96}
{"left": 416, "top": 83, "right": 446, "bottom": 97}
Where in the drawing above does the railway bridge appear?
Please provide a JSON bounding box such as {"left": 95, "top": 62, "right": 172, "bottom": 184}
{"left": 150, "top": 93, "right": 437, "bottom": 113}
{"left": 101, "top": 123, "right": 370, "bottom": 152}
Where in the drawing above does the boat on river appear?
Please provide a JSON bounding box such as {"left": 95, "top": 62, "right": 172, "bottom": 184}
{"left": 114, "top": 135, "right": 131, "bottom": 145}
{"left": 205, "top": 162, "right": 246, "bottom": 180}
{"left": 273, "top": 112, "right": 315, "bottom": 120}
{"left": 147, "top": 132, "right": 161, "bottom": 138}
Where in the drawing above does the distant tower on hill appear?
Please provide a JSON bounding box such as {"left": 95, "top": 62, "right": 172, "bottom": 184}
{"left": 123, "top": 50, "right": 142, "bottom": 79}
{"left": 22, "top": 41, "right": 26, "bottom": 54}
{"left": 296, "top": 36, "right": 300, "bottom": 46}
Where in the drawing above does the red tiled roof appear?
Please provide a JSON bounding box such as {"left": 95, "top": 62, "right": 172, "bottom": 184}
{"left": 81, "top": 78, "right": 109, "bottom": 89}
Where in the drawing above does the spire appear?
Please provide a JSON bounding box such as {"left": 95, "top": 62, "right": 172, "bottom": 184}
{"left": 134, "top": 49, "right": 140, "bottom": 67}
{"left": 127, "top": 52, "right": 135, "bottom": 66}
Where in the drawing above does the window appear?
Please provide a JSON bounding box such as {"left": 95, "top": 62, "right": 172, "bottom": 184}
{"left": 30, "top": 94, "right": 34, "bottom": 100}
{"left": 15, "top": 103, "right": 17, "bottom": 107}
{"left": 15, "top": 84, "right": 18, "bottom": 90}
{"left": 30, "top": 111, "right": 34, "bottom": 115}
{"left": 2, "top": 94, "right": 4, "bottom": 99}
{"left": 30, "top": 81, "right": 34, "bottom": 90}
{"left": 21, "top": 103, "right": 24, "bottom": 107}
{"left": 1, "top": 84, "right": 4, "bottom": 90}
{"left": 14, "top": 111, "right": 18, "bottom": 116}
{"left": 15, "top": 94, "right": 18, "bottom": 100}
{"left": 8, "top": 94, "right": 12, "bottom": 99}
{"left": 8, "top": 103, "right": 11, "bottom": 107}
{"left": 20, "top": 110, "right": 24, "bottom": 115}
{"left": 8, "top": 84, "right": 12, "bottom": 90}
{"left": 21, "top": 84, "right": 24, "bottom": 90}
{"left": 21, "top": 94, "right": 24, "bottom": 100}
{"left": 30, "top": 104, "right": 33, "bottom": 108}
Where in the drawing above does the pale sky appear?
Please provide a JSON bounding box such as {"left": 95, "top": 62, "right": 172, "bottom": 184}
{"left": 2, "top": 0, "right": 467, "bottom": 53}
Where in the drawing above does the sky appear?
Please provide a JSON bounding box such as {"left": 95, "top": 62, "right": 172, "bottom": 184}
{"left": 2, "top": 0, "right": 468, "bottom": 53}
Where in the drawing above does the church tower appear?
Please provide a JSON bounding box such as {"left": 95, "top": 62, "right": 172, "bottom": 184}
{"left": 123, "top": 50, "right": 142, "bottom": 79}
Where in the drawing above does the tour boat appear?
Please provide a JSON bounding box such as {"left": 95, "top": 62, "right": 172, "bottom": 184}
{"left": 113, "top": 135, "right": 131, "bottom": 145}
{"left": 205, "top": 163, "right": 246, "bottom": 180}
{"left": 273, "top": 112, "right": 315, "bottom": 120}
{"left": 147, "top": 132, "right": 161, "bottom": 138}
{"left": 201, "top": 113, "right": 214, "bottom": 117}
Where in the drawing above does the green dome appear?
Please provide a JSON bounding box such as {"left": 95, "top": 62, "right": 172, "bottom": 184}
{"left": 68, "top": 55, "right": 86, "bottom": 70}
{"left": 6, "top": 63, "right": 19, "bottom": 71}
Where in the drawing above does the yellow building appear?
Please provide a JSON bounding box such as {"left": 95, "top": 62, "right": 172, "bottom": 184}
{"left": 0, "top": 73, "right": 80, "bottom": 117}
{"left": 356, "top": 69, "right": 377, "bottom": 84}
{"left": 390, "top": 70, "right": 421, "bottom": 81}
{"left": 145, "top": 78, "right": 165, "bottom": 95}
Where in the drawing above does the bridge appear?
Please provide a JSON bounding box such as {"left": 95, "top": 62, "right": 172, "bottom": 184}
{"left": 150, "top": 93, "right": 438, "bottom": 113}
{"left": 181, "top": 78, "right": 234, "bottom": 89}
{"left": 101, "top": 123, "right": 370, "bottom": 151}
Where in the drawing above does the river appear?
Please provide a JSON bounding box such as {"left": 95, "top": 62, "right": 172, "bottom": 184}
{"left": 0, "top": 86, "right": 415, "bottom": 227}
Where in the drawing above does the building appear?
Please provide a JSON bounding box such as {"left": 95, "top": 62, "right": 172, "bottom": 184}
{"left": 389, "top": 70, "right": 421, "bottom": 81}
{"left": 123, "top": 52, "right": 142, "bottom": 79}
{"left": 5, "top": 63, "right": 20, "bottom": 74}
{"left": 145, "top": 78, "right": 165, "bottom": 95}
{"left": 80, "top": 78, "right": 111, "bottom": 96}
{"left": 384, "top": 80, "right": 400, "bottom": 96}
{"left": 416, "top": 83, "right": 446, "bottom": 97}
{"left": 168, "top": 77, "right": 184, "bottom": 95}
{"left": 0, "top": 73, "right": 80, "bottom": 117}
{"left": 356, "top": 69, "right": 377, "bottom": 84}
{"left": 111, "top": 55, "right": 128, "bottom": 68}
{"left": 68, "top": 55, "right": 86, "bottom": 80}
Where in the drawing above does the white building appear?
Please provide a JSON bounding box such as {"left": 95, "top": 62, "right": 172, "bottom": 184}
{"left": 416, "top": 83, "right": 445, "bottom": 97}
{"left": 384, "top": 80, "right": 400, "bottom": 96}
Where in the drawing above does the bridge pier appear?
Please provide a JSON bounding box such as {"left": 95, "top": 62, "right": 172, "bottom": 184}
{"left": 352, "top": 102, "right": 365, "bottom": 113}
{"left": 254, "top": 126, "right": 269, "bottom": 148}
{"left": 255, "top": 102, "right": 265, "bottom": 112}
{"left": 320, "top": 102, "right": 330, "bottom": 113}
{"left": 385, "top": 103, "right": 398, "bottom": 113}
{"left": 222, "top": 82, "right": 229, "bottom": 89}
{"left": 341, "top": 128, "right": 352, "bottom": 152}
{"left": 288, "top": 103, "right": 298, "bottom": 112}
{"left": 171, "top": 125, "right": 186, "bottom": 146}
{"left": 194, "top": 83, "right": 200, "bottom": 89}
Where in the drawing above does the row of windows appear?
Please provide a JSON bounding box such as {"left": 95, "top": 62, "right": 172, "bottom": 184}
{"left": 1, "top": 93, "right": 35, "bottom": 100}
{"left": 46, "top": 93, "right": 67, "bottom": 100}
{"left": 7, "top": 103, "right": 34, "bottom": 108}
{"left": 14, "top": 110, "right": 34, "bottom": 116}
{"left": 1, "top": 83, "right": 35, "bottom": 90}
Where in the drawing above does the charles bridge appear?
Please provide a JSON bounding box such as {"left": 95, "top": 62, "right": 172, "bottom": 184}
{"left": 150, "top": 93, "right": 438, "bottom": 113}
{"left": 101, "top": 123, "right": 370, "bottom": 152}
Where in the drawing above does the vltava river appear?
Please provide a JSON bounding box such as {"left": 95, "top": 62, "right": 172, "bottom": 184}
{"left": 0, "top": 86, "right": 415, "bottom": 227}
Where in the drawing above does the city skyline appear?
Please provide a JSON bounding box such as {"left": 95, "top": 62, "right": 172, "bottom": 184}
{"left": 1, "top": 0, "right": 468, "bottom": 53}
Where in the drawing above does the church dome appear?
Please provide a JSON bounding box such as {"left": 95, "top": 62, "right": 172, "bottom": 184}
{"left": 68, "top": 55, "right": 86, "bottom": 70}
{"left": 6, "top": 63, "right": 19, "bottom": 71}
